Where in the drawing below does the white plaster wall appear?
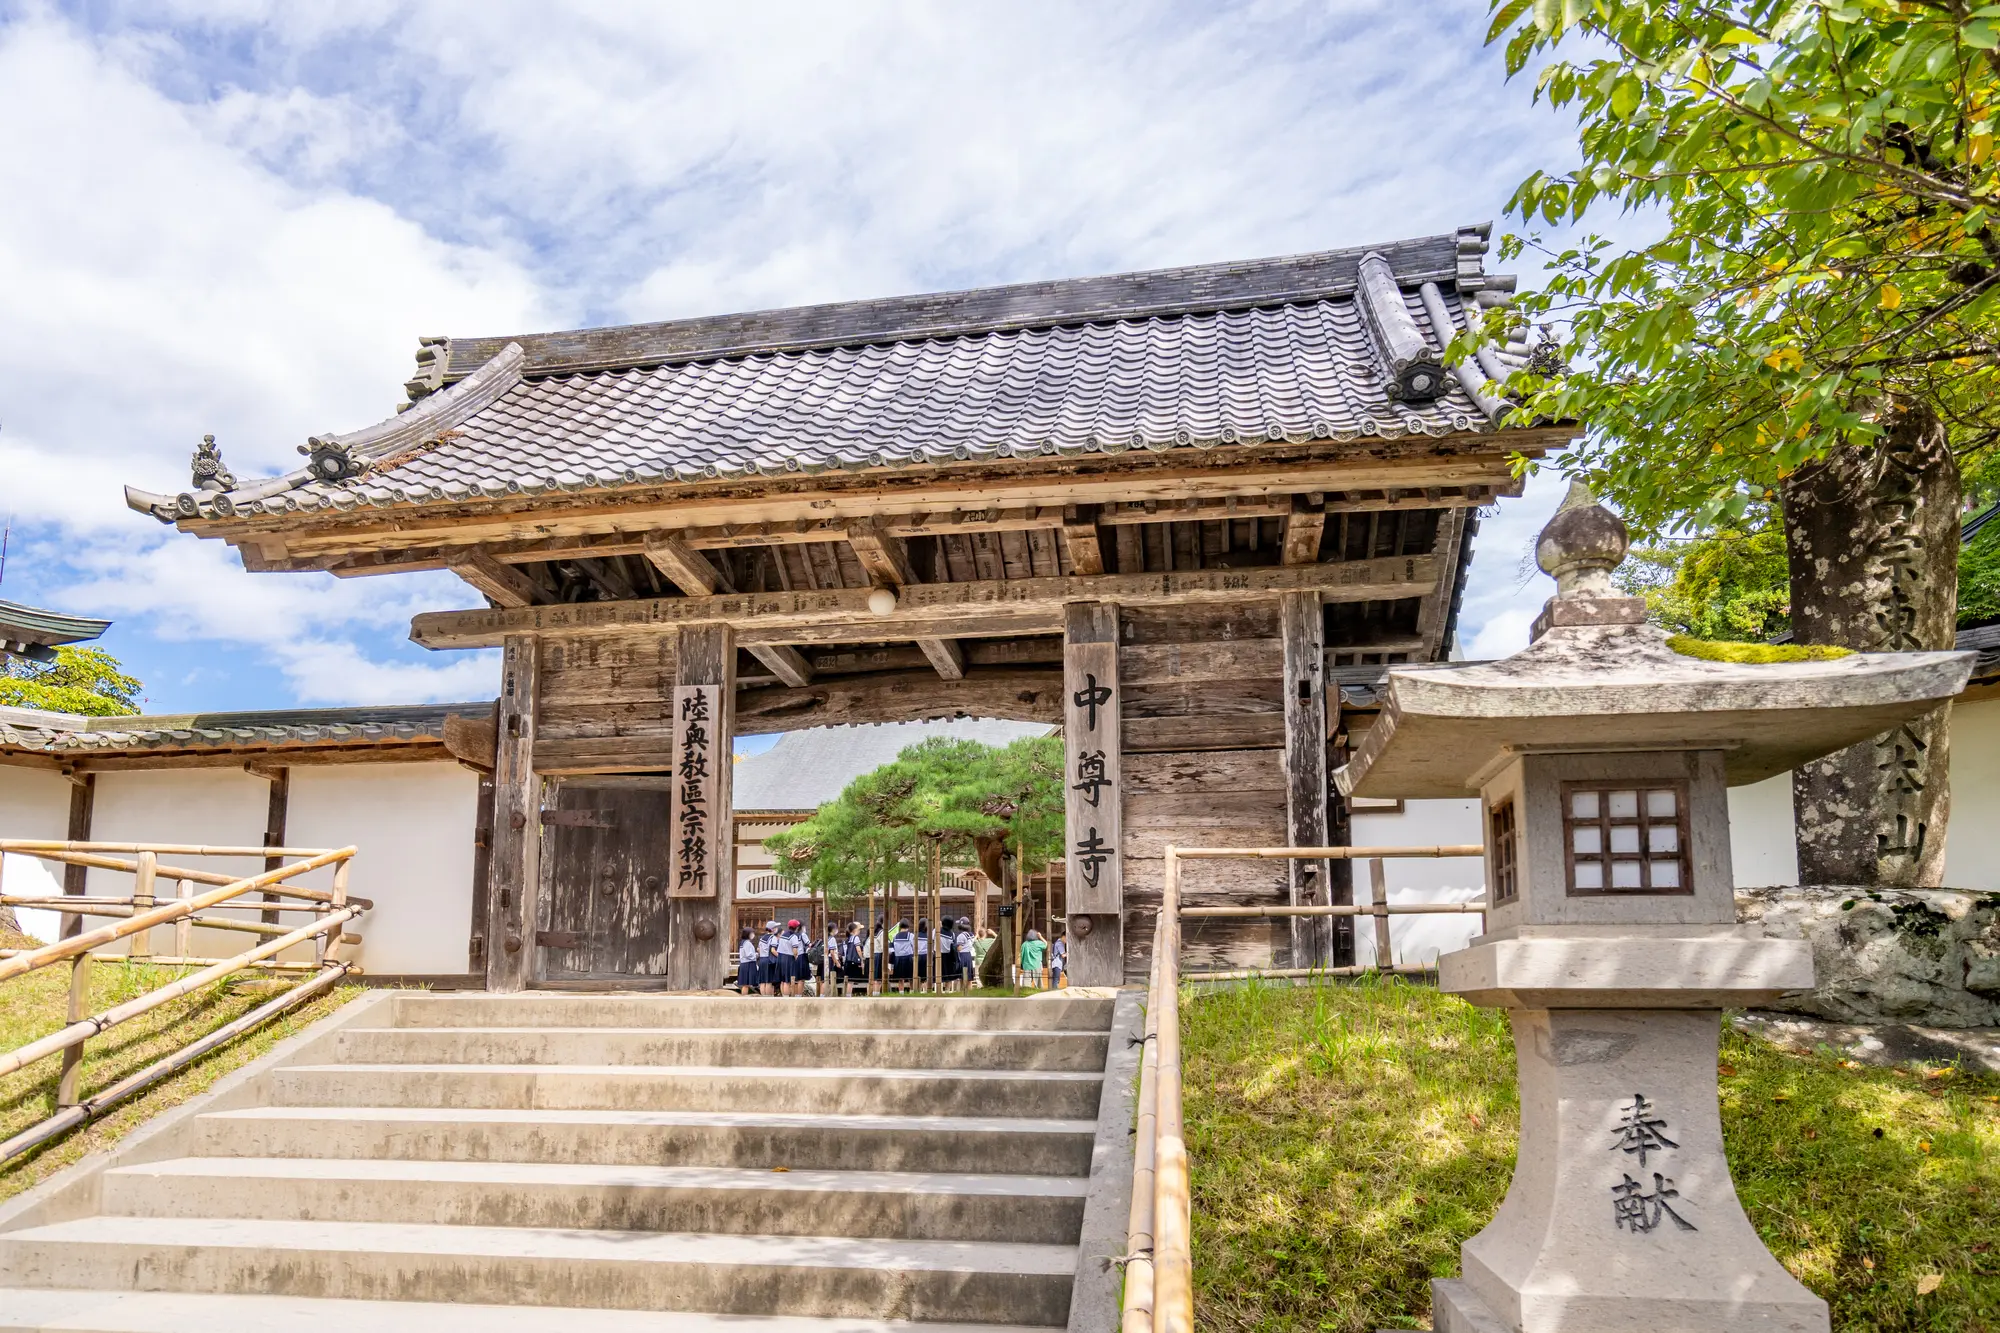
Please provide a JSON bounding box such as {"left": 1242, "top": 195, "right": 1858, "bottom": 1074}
{"left": 1943, "top": 697, "right": 2000, "bottom": 890}
{"left": 1, "top": 765, "right": 78, "bottom": 943}
{"left": 1727, "top": 774, "right": 1800, "bottom": 888}
{"left": 284, "top": 763, "right": 479, "bottom": 976}
{"left": 1350, "top": 797, "right": 1487, "bottom": 967}
{"left": 85, "top": 769, "right": 274, "bottom": 960}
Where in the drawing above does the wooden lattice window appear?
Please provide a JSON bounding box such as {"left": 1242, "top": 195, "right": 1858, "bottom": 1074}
{"left": 1562, "top": 781, "right": 1692, "bottom": 896}
{"left": 1488, "top": 797, "right": 1519, "bottom": 905}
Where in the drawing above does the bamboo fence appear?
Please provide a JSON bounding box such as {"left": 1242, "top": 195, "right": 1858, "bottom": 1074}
{"left": 0, "top": 839, "right": 366, "bottom": 1165}
{"left": 1122, "top": 840, "right": 1486, "bottom": 1333}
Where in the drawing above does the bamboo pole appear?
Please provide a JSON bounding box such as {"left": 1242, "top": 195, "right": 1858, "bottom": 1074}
{"left": 1153, "top": 848, "right": 1193, "bottom": 1333}
{"left": 0, "top": 847, "right": 355, "bottom": 985}
{"left": 172, "top": 880, "right": 192, "bottom": 961}
{"left": 0, "top": 852, "right": 364, "bottom": 907}
{"left": 1180, "top": 901, "right": 1486, "bottom": 918}
{"left": 0, "top": 905, "right": 363, "bottom": 1079}
{"left": 0, "top": 951, "right": 323, "bottom": 972}
{"left": 1368, "top": 857, "right": 1394, "bottom": 968}
{"left": 1121, "top": 882, "right": 1167, "bottom": 1333}
{"left": 128, "top": 852, "right": 156, "bottom": 961}
{"left": 1171, "top": 844, "right": 1483, "bottom": 860}
{"left": 0, "top": 962, "right": 350, "bottom": 1166}
{"left": 1185, "top": 963, "right": 1437, "bottom": 983}
{"left": 0, "top": 841, "right": 341, "bottom": 858}
{"left": 55, "top": 954, "right": 92, "bottom": 1106}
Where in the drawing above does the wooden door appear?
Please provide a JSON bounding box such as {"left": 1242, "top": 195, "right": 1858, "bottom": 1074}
{"left": 537, "top": 778, "right": 673, "bottom": 984}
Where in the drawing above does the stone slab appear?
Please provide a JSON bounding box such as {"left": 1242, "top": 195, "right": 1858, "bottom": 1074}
{"left": 1439, "top": 935, "right": 1814, "bottom": 1009}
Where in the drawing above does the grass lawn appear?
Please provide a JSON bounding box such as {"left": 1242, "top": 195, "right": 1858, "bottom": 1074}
{"left": 1, "top": 925, "right": 361, "bottom": 1205}
{"left": 1184, "top": 975, "right": 2000, "bottom": 1332}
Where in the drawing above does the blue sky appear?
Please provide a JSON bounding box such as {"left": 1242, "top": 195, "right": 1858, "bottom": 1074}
{"left": 0, "top": 0, "right": 1584, "bottom": 717}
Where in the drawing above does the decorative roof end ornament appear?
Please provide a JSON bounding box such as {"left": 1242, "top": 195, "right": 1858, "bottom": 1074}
{"left": 1355, "top": 250, "right": 1447, "bottom": 402}
{"left": 190, "top": 434, "right": 235, "bottom": 494}
{"left": 1529, "top": 479, "right": 1647, "bottom": 640}
{"left": 300, "top": 436, "right": 364, "bottom": 483}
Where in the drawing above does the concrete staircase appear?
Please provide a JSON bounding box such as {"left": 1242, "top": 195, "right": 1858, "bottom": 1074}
{"left": 0, "top": 992, "right": 1135, "bottom": 1332}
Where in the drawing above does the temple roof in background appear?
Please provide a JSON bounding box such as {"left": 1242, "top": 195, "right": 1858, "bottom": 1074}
{"left": 0, "top": 598, "right": 111, "bottom": 660}
{"left": 733, "top": 719, "right": 1051, "bottom": 813}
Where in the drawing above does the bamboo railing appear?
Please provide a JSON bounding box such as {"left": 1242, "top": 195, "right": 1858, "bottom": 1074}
{"left": 0, "top": 839, "right": 366, "bottom": 1165}
{"left": 1122, "top": 841, "right": 1486, "bottom": 1333}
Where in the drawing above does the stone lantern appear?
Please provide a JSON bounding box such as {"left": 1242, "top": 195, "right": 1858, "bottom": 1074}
{"left": 1337, "top": 483, "right": 1972, "bottom": 1333}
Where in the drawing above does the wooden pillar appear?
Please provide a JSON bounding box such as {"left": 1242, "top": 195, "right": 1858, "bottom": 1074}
{"left": 1281, "top": 591, "right": 1337, "bottom": 968}
{"left": 668, "top": 624, "right": 735, "bottom": 990}
{"left": 259, "top": 766, "right": 289, "bottom": 925}
{"left": 484, "top": 635, "right": 541, "bottom": 992}
{"left": 1062, "top": 601, "right": 1123, "bottom": 987}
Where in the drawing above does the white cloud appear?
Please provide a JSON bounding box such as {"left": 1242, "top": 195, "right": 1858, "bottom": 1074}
{"left": 3, "top": 2, "right": 1599, "bottom": 709}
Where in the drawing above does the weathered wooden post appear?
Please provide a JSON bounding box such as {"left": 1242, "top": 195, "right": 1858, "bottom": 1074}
{"left": 667, "top": 624, "right": 735, "bottom": 990}
{"left": 1063, "top": 601, "right": 1123, "bottom": 987}
{"left": 484, "top": 635, "right": 540, "bottom": 992}
{"left": 1338, "top": 484, "right": 1973, "bottom": 1333}
{"left": 1280, "top": 589, "right": 1334, "bottom": 969}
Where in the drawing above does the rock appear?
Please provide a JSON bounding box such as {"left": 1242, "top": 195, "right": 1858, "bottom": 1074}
{"left": 1736, "top": 886, "right": 2000, "bottom": 1027}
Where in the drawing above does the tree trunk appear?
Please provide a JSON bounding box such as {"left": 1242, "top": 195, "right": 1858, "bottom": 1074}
{"left": 1780, "top": 400, "right": 1960, "bottom": 887}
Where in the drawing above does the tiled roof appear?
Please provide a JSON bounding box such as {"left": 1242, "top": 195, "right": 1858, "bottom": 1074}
{"left": 0, "top": 702, "right": 490, "bottom": 758}
{"left": 127, "top": 226, "right": 1534, "bottom": 524}
{"left": 0, "top": 599, "right": 111, "bottom": 656}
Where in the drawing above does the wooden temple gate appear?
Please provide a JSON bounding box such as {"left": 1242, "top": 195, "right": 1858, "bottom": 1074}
{"left": 124, "top": 225, "right": 1570, "bottom": 990}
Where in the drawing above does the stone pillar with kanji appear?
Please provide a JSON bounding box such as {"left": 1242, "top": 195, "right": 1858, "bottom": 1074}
{"left": 1339, "top": 483, "right": 1973, "bottom": 1333}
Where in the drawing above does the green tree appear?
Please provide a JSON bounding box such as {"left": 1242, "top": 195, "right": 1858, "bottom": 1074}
{"left": 764, "top": 735, "right": 1064, "bottom": 911}
{"left": 1484, "top": 0, "right": 2000, "bottom": 885}
{"left": 1618, "top": 522, "right": 1793, "bottom": 641}
{"left": 0, "top": 646, "right": 142, "bottom": 716}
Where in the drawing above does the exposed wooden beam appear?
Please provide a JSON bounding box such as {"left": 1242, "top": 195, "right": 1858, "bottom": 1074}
{"left": 735, "top": 668, "right": 1061, "bottom": 735}
{"left": 1415, "top": 505, "right": 1467, "bottom": 660}
{"left": 259, "top": 443, "right": 1555, "bottom": 561}
{"left": 747, "top": 644, "right": 814, "bottom": 688}
{"left": 410, "top": 554, "right": 1439, "bottom": 650}
{"left": 643, "top": 533, "right": 734, "bottom": 595}
{"left": 65, "top": 744, "right": 456, "bottom": 772}
{"left": 1059, "top": 506, "right": 1105, "bottom": 575}
{"left": 846, "top": 526, "right": 919, "bottom": 588}
{"left": 447, "top": 550, "right": 547, "bottom": 608}
{"left": 847, "top": 525, "right": 965, "bottom": 678}
{"left": 1282, "top": 499, "right": 1327, "bottom": 566}
{"left": 918, "top": 637, "right": 966, "bottom": 680}
{"left": 310, "top": 481, "right": 1520, "bottom": 579}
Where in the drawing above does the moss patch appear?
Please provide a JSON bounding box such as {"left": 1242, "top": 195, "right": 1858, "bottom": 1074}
{"left": 1666, "top": 634, "right": 1854, "bottom": 663}
{"left": 1185, "top": 977, "right": 2000, "bottom": 1331}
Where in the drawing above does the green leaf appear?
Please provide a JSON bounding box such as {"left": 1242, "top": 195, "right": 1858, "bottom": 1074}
{"left": 1610, "top": 75, "right": 1642, "bottom": 118}
{"left": 1487, "top": 0, "right": 1533, "bottom": 44}
{"left": 1962, "top": 18, "right": 1999, "bottom": 48}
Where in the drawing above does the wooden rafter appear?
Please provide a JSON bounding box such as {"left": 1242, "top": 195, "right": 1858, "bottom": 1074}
{"left": 446, "top": 550, "right": 548, "bottom": 608}
{"left": 411, "top": 555, "right": 1438, "bottom": 650}
{"left": 643, "top": 533, "right": 734, "bottom": 595}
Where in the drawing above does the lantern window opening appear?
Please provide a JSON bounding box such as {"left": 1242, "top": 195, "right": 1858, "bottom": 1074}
{"left": 1561, "top": 779, "right": 1692, "bottom": 896}
{"left": 1488, "top": 796, "right": 1519, "bottom": 905}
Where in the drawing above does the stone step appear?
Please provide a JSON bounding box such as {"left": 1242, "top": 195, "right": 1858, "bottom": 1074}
{"left": 0, "top": 1287, "right": 1060, "bottom": 1333}
{"left": 389, "top": 993, "right": 1113, "bottom": 1033}
{"left": 0, "top": 1216, "right": 1076, "bottom": 1325}
{"left": 266, "top": 1064, "right": 1106, "bottom": 1119}
{"left": 334, "top": 1026, "right": 1110, "bottom": 1072}
{"left": 101, "top": 1158, "right": 1088, "bottom": 1243}
{"left": 187, "top": 1105, "right": 1099, "bottom": 1175}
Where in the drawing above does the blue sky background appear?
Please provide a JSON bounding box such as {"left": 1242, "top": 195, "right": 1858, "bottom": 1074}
{"left": 1, "top": 0, "right": 1591, "bottom": 722}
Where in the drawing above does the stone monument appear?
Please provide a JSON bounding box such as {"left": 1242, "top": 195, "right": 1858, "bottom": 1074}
{"left": 1337, "top": 483, "right": 1973, "bottom": 1333}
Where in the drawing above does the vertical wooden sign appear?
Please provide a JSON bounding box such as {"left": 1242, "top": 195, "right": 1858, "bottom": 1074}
{"left": 1063, "top": 637, "right": 1122, "bottom": 914}
{"left": 670, "top": 684, "right": 724, "bottom": 898}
